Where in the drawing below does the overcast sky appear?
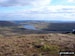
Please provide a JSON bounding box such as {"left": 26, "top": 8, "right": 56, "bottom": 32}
{"left": 0, "top": 0, "right": 75, "bottom": 21}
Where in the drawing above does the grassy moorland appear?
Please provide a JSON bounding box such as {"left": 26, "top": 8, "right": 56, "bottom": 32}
{"left": 0, "top": 21, "right": 75, "bottom": 56}
{"left": 0, "top": 33, "right": 75, "bottom": 56}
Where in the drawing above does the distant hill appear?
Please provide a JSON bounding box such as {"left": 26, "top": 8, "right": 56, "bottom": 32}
{"left": 0, "top": 21, "right": 20, "bottom": 27}
{"left": 43, "top": 23, "right": 75, "bottom": 32}
{"left": 14, "top": 20, "right": 75, "bottom": 32}
{"left": 0, "top": 21, "right": 51, "bottom": 36}
{"left": 1, "top": 21, "right": 75, "bottom": 36}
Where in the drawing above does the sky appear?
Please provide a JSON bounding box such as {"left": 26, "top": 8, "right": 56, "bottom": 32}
{"left": 0, "top": 0, "right": 75, "bottom": 21}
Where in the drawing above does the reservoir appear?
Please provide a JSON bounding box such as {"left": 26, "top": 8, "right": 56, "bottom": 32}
{"left": 23, "top": 24, "right": 38, "bottom": 30}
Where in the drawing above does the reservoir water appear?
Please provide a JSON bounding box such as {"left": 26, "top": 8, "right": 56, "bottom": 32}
{"left": 24, "top": 24, "right": 38, "bottom": 30}
{"left": 23, "top": 24, "right": 72, "bottom": 33}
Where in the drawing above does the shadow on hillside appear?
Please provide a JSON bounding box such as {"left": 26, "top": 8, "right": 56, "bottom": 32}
{"left": 42, "top": 23, "right": 75, "bottom": 33}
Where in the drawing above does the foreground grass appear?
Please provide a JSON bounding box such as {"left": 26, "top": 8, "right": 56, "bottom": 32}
{"left": 0, "top": 33, "right": 75, "bottom": 56}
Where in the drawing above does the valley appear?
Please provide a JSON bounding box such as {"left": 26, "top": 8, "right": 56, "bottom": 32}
{"left": 0, "top": 21, "right": 75, "bottom": 56}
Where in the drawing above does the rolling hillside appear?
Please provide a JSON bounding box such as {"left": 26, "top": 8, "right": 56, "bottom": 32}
{"left": 0, "top": 21, "right": 20, "bottom": 27}
{"left": 0, "top": 21, "right": 51, "bottom": 36}
{"left": 0, "top": 21, "right": 75, "bottom": 56}
{"left": 15, "top": 21, "right": 75, "bottom": 32}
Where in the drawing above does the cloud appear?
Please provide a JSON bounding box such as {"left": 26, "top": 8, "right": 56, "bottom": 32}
{"left": 0, "top": 0, "right": 75, "bottom": 21}
{"left": 0, "top": 0, "right": 51, "bottom": 7}
{"left": 0, "top": 5, "right": 75, "bottom": 21}
{"left": 68, "top": 0, "right": 75, "bottom": 3}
